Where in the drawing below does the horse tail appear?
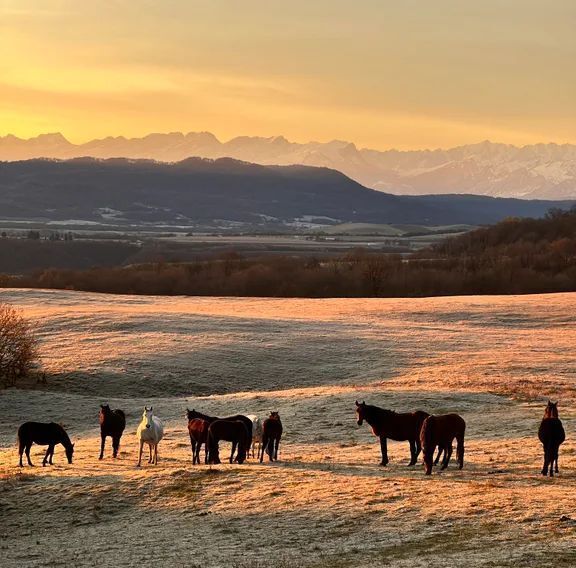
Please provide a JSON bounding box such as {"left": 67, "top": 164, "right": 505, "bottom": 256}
{"left": 420, "top": 417, "right": 435, "bottom": 473}
{"left": 456, "top": 435, "right": 465, "bottom": 469}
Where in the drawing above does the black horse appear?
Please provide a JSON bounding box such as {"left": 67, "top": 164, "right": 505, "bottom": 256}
{"left": 538, "top": 401, "right": 565, "bottom": 477}
{"left": 186, "top": 409, "right": 253, "bottom": 458}
{"left": 17, "top": 422, "right": 74, "bottom": 467}
{"left": 99, "top": 404, "right": 126, "bottom": 459}
{"left": 355, "top": 401, "right": 429, "bottom": 466}
{"left": 206, "top": 420, "right": 249, "bottom": 464}
{"left": 260, "top": 411, "right": 283, "bottom": 463}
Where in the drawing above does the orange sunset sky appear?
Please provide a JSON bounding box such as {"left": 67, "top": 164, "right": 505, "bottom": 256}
{"left": 1, "top": 0, "right": 575, "bottom": 150}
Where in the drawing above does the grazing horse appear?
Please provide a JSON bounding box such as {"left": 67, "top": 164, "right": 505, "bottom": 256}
{"left": 420, "top": 413, "right": 466, "bottom": 475}
{"left": 98, "top": 404, "right": 126, "bottom": 459}
{"left": 260, "top": 412, "right": 283, "bottom": 463}
{"left": 186, "top": 409, "right": 253, "bottom": 459}
{"left": 355, "top": 401, "right": 429, "bottom": 466}
{"left": 206, "top": 419, "right": 249, "bottom": 464}
{"left": 17, "top": 422, "right": 75, "bottom": 467}
{"left": 187, "top": 418, "right": 209, "bottom": 465}
{"left": 136, "top": 406, "right": 164, "bottom": 467}
{"left": 246, "top": 414, "right": 263, "bottom": 458}
{"left": 538, "top": 400, "right": 565, "bottom": 477}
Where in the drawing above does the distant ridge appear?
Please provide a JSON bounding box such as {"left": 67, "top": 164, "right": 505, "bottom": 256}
{"left": 1, "top": 132, "right": 576, "bottom": 199}
{"left": 0, "top": 157, "right": 573, "bottom": 228}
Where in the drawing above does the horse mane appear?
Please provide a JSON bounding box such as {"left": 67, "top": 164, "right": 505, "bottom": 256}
{"left": 55, "top": 423, "right": 73, "bottom": 449}
{"left": 363, "top": 404, "right": 395, "bottom": 422}
{"left": 187, "top": 409, "right": 216, "bottom": 422}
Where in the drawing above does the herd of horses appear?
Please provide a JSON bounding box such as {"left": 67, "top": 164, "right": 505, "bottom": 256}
{"left": 16, "top": 400, "right": 565, "bottom": 477}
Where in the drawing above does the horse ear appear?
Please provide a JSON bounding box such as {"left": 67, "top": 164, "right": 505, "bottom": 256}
{"left": 355, "top": 400, "right": 359, "bottom": 407}
{"left": 150, "top": 406, "right": 153, "bottom": 411}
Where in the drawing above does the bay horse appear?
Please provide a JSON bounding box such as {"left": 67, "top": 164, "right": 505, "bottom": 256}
{"left": 420, "top": 413, "right": 466, "bottom": 475}
{"left": 136, "top": 406, "right": 164, "bottom": 467}
{"left": 98, "top": 404, "right": 126, "bottom": 459}
{"left": 206, "top": 419, "right": 249, "bottom": 464}
{"left": 187, "top": 418, "right": 209, "bottom": 465}
{"left": 355, "top": 401, "right": 429, "bottom": 466}
{"left": 17, "top": 422, "right": 75, "bottom": 467}
{"left": 538, "top": 400, "right": 565, "bottom": 477}
{"left": 246, "top": 414, "right": 263, "bottom": 458}
{"left": 186, "top": 409, "right": 253, "bottom": 459}
{"left": 260, "top": 411, "right": 283, "bottom": 463}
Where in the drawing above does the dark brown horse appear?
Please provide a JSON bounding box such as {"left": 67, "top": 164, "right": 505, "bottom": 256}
{"left": 420, "top": 413, "right": 466, "bottom": 475}
{"left": 99, "top": 404, "right": 126, "bottom": 459}
{"left": 188, "top": 418, "right": 209, "bottom": 465}
{"left": 186, "top": 409, "right": 253, "bottom": 459}
{"left": 17, "top": 422, "right": 75, "bottom": 467}
{"left": 206, "top": 419, "right": 249, "bottom": 464}
{"left": 260, "top": 411, "right": 283, "bottom": 463}
{"left": 538, "top": 401, "right": 565, "bottom": 477}
{"left": 355, "top": 401, "right": 429, "bottom": 466}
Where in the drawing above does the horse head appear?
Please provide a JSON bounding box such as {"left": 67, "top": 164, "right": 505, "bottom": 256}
{"left": 186, "top": 408, "right": 196, "bottom": 421}
{"left": 269, "top": 411, "right": 280, "bottom": 421}
{"left": 544, "top": 400, "right": 559, "bottom": 419}
{"left": 100, "top": 404, "right": 111, "bottom": 416}
{"left": 65, "top": 443, "right": 75, "bottom": 464}
{"left": 143, "top": 406, "right": 154, "bottom": 429}
{"left": 355, "top": 400, "right": 367, "bottom": 425}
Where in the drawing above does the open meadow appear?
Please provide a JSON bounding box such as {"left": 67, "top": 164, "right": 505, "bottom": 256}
{"left": 1, "top": 289, "right": 576, "bottom": 567}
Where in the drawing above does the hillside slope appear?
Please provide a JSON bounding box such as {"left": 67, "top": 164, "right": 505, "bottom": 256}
{"left": 0, "top": 157, "right": 573, "bottom": 227}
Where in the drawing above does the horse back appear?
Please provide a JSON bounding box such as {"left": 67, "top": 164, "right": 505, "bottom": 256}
{"left": 188, "top": 418, "right": 209, "bottom": 441}
{"left": 209, "top": 419, "right": 249, "bottom": 443}
{"left": 538, "top": 417, "right": 565, "bottom": 446}
{"left": 263, "top": 418, "right": 283, "bottom": 439}
{"left": 18, "top": 422, "right": 65, "bottom": 446}
{"left": 378, "top": 410, "right": 429, "bottom": 441}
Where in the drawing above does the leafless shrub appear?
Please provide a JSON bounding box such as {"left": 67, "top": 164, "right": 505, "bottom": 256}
{"left": 0, "top": 303, "right": 39, "bottom": 387}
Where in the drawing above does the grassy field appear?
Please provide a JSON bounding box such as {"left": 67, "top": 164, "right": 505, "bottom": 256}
{"left": 1, "top": 289, "right": 576, "bottom": 567}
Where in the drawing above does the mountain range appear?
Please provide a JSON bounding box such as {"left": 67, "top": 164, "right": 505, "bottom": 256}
{"left": 0, "top": 157, "right": 573, "bottom": 228}
{"left": 1, "top": 132, "right": 575, "bottom": 200}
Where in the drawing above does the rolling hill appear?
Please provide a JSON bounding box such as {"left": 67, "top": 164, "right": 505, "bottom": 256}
{"left": 1, "top": 157, "right": 574, "bottom": 227}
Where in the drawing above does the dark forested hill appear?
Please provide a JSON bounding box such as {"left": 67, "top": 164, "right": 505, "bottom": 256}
{"left": 0, "top": 157, "right": 574, "bottom": 227}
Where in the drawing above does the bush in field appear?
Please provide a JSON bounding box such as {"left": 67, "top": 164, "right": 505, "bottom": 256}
{"left": 0, "top": 304, "right": 38, "bottom": 386}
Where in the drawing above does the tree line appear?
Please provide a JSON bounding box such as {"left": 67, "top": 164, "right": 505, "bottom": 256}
{"left": 1, "top": 209, "right": 575, "bottom": 298}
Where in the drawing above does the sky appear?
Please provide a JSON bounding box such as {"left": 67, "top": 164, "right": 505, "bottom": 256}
{"left": 1, "top": 0, "right": 575, "bottom": 150}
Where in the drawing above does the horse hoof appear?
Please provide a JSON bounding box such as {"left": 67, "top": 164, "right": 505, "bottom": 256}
{"left": 379, "top": 462, "right": 388, "bottom": 467}
{"left": 98, "top": 456, "right": 103, "bottom": 460}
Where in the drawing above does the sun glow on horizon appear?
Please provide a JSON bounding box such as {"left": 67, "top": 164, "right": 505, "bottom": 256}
{"left": 1, "top": 0, "right": 575, "bottom": 150}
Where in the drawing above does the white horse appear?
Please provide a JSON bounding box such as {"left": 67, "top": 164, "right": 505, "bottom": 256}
{"left": 136, "top": 406, "right": 164, "bottom": 466}
{"left": 246, "top": 414, "right": 263, "bottom": 458}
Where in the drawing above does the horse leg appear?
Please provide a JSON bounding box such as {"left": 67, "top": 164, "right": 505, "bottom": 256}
{"left": 25, "top": 444, "right": 34, "bottom": 466}
{"left": 547, "top": 446, "right": 554, "bottom": 477}
{"left": 441, "top": 445, "right": 452, "bottom": 470}
{"left": 414, "top": 438, "right": 422, "bottom": 463}
{"left": 554, "top": 446, "right": 560, "bottom": 474}
{"left": 148, "top": 444, "right": 153, "bottom": 464}
{"left": 191, "top": 441, "right": 197, "bottom": 464}
{"left": 456, "top": 435, "right": 465, "bottom": 470}
{"left": 137, "top": 439, "right": 144, "bottom": 467}
{"left": 230, "top": 441, "right": 237, "bottom": 464}
{"left": 49, "top": 445, "right": 55, "bottom": 465}
{"left": 274, "top": 438, "right": 280, "bottom": 461}
{"left": 112, "top": 435, "right": 120, "bottom": 458}
{"left": 434, "top": 447, "right": 442, "bottom": 465}
{"left": 379, "top": 436, "right": 389, "bottom": 466}
{"left": 99, "top": 433, "right": 106, "bottom": 460}
{"left": 408, "top": 440, "right": 416, "bottom": 466}
{"left": 43, "top": 446, "right": 51, "bottom": 466}
{"left": 18, "top": 439, "right": 25, "bottom": 467}
{"left": 154, "top": 444, "right": 158, "bottom": 465}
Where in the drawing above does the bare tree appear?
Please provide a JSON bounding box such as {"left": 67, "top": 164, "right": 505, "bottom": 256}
{"left": 0, "top": 303, "right": 38, "bottom": 387}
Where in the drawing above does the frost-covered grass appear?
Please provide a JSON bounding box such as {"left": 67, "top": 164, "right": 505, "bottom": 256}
{"left": 1, "top": 289, "right": 575, "bottom": 567}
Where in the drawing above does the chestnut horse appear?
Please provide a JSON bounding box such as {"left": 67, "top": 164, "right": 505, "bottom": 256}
{"left": 355, "top": 401, "right": 429, "bottom": 466}
{"left": 18, "top": 422, "right": 75, "bottom": 467}
{"left": 98, "top": 404, "right": 126, "bottom": 459}
{"left": 187, "top": 418, "right": 209, "bottom": 465}
{"left": 420, "top": 413, "right": 466, "bottom": 475}
{"left": 538, "top": 401, "right": 565, "bottom": 477}
{"left": 186, "top": 409, "right": 253, "bottom": 459}
{"left": 206, "top": 419, "right": 249, "bottom": 464}
{"left": 260, "top": 412, "right": 283, "bottom": 462}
